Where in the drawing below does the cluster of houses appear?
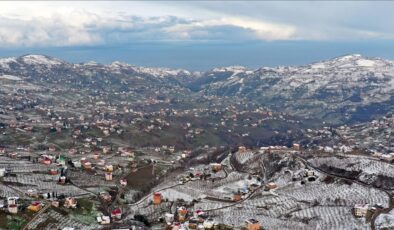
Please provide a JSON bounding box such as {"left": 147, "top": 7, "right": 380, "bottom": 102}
{"left": 337, "top": 116, "right": 394, "bottom": 154}
{"left": 257, "top": 144, "right": 301, "bottom": 154}
{"left": 94, "top": 119, "right": 123, "bottom": 136}
{"left": 292, "top": 169, "right": 318, "bottom": 184}
{"left": 96, "top": 207, "right": 122, "bottom": 225}
{"left": 1, "top": 197, "right": 42, "bottom": 215}
{"left": 160, "top": 205, "right": 262, "bottom": 230}
{"left": 33, "top": 143, "right": 137, "bottom": 185}
{"left": 0, "top": 194, "right": 78, "bottom": 215}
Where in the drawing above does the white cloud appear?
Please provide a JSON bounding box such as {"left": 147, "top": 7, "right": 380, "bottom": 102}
{"left": 164, "top": 17, "right": 296, "bottom": 41}
{"left": 0, "top": 5, "right": 298, "bottom": 47}
{"left": 0, "top": 2, "right": 391, "bottom": 47}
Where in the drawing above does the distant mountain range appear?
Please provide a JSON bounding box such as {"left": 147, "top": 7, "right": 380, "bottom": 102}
{"left": 1, "top": 54, "right": 393, "bottom": 125}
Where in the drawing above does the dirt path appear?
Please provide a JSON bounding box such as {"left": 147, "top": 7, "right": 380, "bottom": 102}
{"left": 371, "top": 191, "right": 394, "bottom": 230}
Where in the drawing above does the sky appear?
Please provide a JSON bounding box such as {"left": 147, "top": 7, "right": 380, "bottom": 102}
{"left": 0, "top": 1, "right": 394, "bottom": 70}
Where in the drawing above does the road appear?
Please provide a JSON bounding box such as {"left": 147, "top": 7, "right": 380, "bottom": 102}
{"left": 21, "top": 201, "right": 51, "bottom": 230}
{"left": 202, "top": 185, "right": 263, "bottom": 212}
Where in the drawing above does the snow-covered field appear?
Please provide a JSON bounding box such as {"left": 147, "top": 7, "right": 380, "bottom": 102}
{"left": 308, "top": 156, "right": 394, "bottom": 186}
{"left": 375, "top": 209, "right": 394, "bottom": 229}
{"left": 127, "top": 151, "right": 386, "bottom": 229}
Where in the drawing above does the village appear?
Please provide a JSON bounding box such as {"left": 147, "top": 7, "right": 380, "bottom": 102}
{"left": 0, "top": 136, "right": 393, "bottom": 229}
{"left": 0, "top": 55, "right": 394, "bottom": 229}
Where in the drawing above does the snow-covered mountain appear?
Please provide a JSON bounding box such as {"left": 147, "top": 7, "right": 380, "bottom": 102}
{"left": 194, "top": 54, "right": 394, "bottom": 124}
{"left": 0, "top": 54, "right": 197, "bottom": 107}
{"left": 0, "top": 54, "right": 393, "bottom": 124}
{"left": 0, "top": 54, "right": 193, "bottom": 79}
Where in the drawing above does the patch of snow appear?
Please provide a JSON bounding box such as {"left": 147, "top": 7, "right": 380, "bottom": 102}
{"left": 83, "top": 61, "right": 99, "bottom": 66}
{"left": 376, "top": 212, "right": 394, "bottom": 229}
{"left": 21, "top": 55, "right": 63, "bottom": 66}
{"left": 0, "top": 75, "right": 22, "bottom": 81}
{"left": 311, "top": 63, "right": 326, "bottom": 69}
{"left": 159, "top": 188, "right": 194, "bottom": 202}
{"left": 212, "top": 66, "right": 247, "bottom": 72}
{"left": 0, "top": 57, "right": 17, "bottom": 70}
{"left": 336, "top": 54, "right": 362, "bottom": 62}
{"left": 356, "top": 59, "right": 376, "bottom": 67}
{"left": 128, "top": 66, "right": 191, "bottom": 78}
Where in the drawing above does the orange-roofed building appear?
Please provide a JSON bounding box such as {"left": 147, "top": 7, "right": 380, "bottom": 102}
{"left": 153, "top": 192, "right": 162, "bottom": 205}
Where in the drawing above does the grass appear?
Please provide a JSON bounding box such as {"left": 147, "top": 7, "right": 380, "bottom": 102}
{"left": 0, "top": 213, "right": 28, "bottom": 230}
{"left": 69, "top": 198, "right": 100, "bottom": 225}
{"left": 125, "top": 165, "right": 156, "bottom": 190}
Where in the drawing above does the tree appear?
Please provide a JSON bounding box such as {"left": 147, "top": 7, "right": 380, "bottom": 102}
{"left": 134, "top": 214, "right": 151, "bottom": 227}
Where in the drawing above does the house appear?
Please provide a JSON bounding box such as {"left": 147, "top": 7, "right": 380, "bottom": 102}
{"left": 265, "top": 182, "right": 278, "bottom": 190}
{"left": 169, "top": 146, "right": 175, "bottom": 153}
{"left": 99, "top": 192, "right": 112, "bottom": 202}
{"left": 27, "top": 201, "right": 42, "bottom": 212}
{"left": 293, "top": 143, "right": 300, "bottom": 151}
{"left": 380, "top": 154, "right": 394, "bottom": 162}
{"left": 68, "top": 148, "right": 77, "bottom": 155}
{"left": 245, "top": 219, "right": 261, "bottom": 230}
{"left": 171, "top": 222, "right": 181, "bottom": 230}
{"left": 102, "top": 146, "right": 110, "bottom": 154}
{"left": 103, "top": 129, "right": 110, "bottom": 136}
{"left": 120, "top": 179, "right": 127, "bottom": 186}
{"left": 8, "top": 204, "right": 17, "bottom": 214}
{"left": 97, "top": 215, "right": 110, "bottom": 225}
{"left": 203, "top": 219, "right": 215, "bottom": 229}
{"left": 72, "top": 160, "right": 81, "bottom": 168}
{"left": 238, "top": 146, "right": 247, "bottom": 153}
{"left": 188, "top": 219, "right": 198, "bottom": 229}
{"left": 56, "top": 155, "right": 66, "bottom": 166}
{"left": 304, "top": 170, "right": 315, "bottom": 177}
{"left": 354, "top": 204, "right": 369, "bottom": 217}
{"left": 52, "top": 200, "right": 60, "bottom": 207}
{"left": 0, "top": 147, "right": 6, "bottom": 154}
{"left": 27, "top": 189, "right": 38, "bottom": 197}
{"left": 0, "top": 168, "right": 5, "bottom": 177}
{"left": 324, "top": 146, "right": 334, "bottom": 153}
{"left": 7, "top": 197, "right": 18, "bottom": 205}
{"left": 105, "top": 165, "right": 113, "bottom": 172}
{"left": 58, "top": 176, "right": 66, "bottom": 184}
{"left": 93, "top": 153, "right": 100, "bottom": 160}
{"left": 111, "top": 208, "right": 122, "bottom": 220}
{"left": 210, "top": 163, "right": 222, "bottom": 172}
{"left": 177, "top": 206, "right": 188, "bottom": 222}
{"left": 49, "top": 145, "right": 56, "bottom": 152}
{"left": 194, "top": 209, "right": 205, "bottom": 218}
{"left": 119, "top": 147, "right": 135, "bottom": 157}
{"left": 40, "top": 156, "right": 52, "bottom": 165}
{"left": 83, "top": 162, "right": 92, "bottom": 170}
{"left": 7, "top": 197, "right": 18, "bottom": 214}
{"left": 233, "top": 192, "right": 242, "bottom": 202}
{"left": 153, "top": 192, "right": 162, "bottom": 205}
{"left": 105, "top": 172, "right": 113, "bottom": 181}
{"left": 97, "top": 160, "right": 106, "bottom": 166}
{"left": 165, "top": 213, "right": 174, "bottom": 223}
{"left": 64, "top": 197, "right": 77, "bottom": 209}
{"left": 49, "top": 169, "right": 58, "bottom": 175}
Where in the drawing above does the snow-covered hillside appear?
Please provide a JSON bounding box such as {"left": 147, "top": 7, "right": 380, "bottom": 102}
{"left": 0, "top": 54, "right": 393, "bottom": 124}
{"left": 196, "top": 54, "right": 394, "bottom": 123}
